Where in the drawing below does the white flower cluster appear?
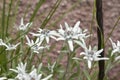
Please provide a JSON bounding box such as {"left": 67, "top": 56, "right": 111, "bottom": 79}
{"left": 29, "top": 21, "right": 89, "bottom": 52}
{"left": 0, "top": 39, "right": 20, "bottom": 51}
{"left": 1, "top": 19, "right": 110, "bottom": 69}
{"left": 23, "top": 20, "right": 109, "bottom": 69}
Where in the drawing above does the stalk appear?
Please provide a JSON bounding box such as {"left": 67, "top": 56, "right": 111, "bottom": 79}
{"left": 62, "top": 53, "right": 70, "bottom": 80}
{"left": 96, "top": 0, "right": 105, "bottom": 80}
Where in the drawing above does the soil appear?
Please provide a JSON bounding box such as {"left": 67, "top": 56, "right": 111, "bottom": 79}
{"left": 1, "top": 0, "right": 120, "bottom": 80}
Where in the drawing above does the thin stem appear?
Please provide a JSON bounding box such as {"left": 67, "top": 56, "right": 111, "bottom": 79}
{"left": 105, "top": 16, "right": 120, "bottom": 44}
{"left": 62, "top": 53, "right": 70, "bottom": 80}
{"left": 6, "top": 0, "right": 13, "bottom": 37}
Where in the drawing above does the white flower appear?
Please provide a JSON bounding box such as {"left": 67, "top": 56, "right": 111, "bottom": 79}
{"left": 109, "top": 38, "right": 120, "bottom": 55}
{"left": 17, "top": 18, "right": 32, "bottom": 31}
{"left": 10, "top": 62, "right": 27, "bottom": 75}
{"left": 48, "top": 62, "right": 56, "bottom": 73}
{"left": 10, "top": 62, "right": 28, "bottom": 80}
{"left": 26, "top": 35, "right": 47, "bottom": 53}
{"left": 0, "top": 77, "right": 7, "bottom": 80}
{"left": 80, "top": 46, "right": 109, "bottom": 69}
{"left": 0, "top": 39, "right": 6, "bottom": 46}
{"left": 56, "top": 21, "right": 88, "bottom": 51}
{"left": 30, "top": 28, "right": 58, "bottom": 44}
{"left": 29, "top": 69, "right": 52, "bottom": 80}
{"left": 5, "top": 42, "right": 20, "bottom": 51}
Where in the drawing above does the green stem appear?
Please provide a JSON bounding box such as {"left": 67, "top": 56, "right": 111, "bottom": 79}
{"left": 62, "top": 53, "right": 70, "bottom": 80}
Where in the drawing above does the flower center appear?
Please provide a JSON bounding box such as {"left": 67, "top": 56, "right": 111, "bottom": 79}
{"left": 64, "top": 30, "right": 74, "bottom": 40}
{"left": 41, "top": 29, "right": 50, "bottom": 36}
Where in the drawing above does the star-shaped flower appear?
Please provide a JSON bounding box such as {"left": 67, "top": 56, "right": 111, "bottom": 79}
{"left": 5, "top": 42, "right": 20, "bottom": 51}
{"left": 17, "top": 18, "right": 32, "bottom": 31}
{"left": 56, "top": 21, "right": 88, "bottom": 51}
{"left": 26, "top": 35, "right": 48, "bottom": 53}
{"left": 10, "top": 62, "right": 28, "bottom": 80}
{"left": 29, "top": 69, "right": 52, "bottom": 80}
{"left": 0, "top": 39, "right": 6, "bottom": 46}
{"left": 30, "top": 29, "right": 58, "bottom": 44}
{"left": 80, "top": 46, "right": 109, "bottom": 69}
{"left": 109, "top": 38, "right": 120, "bottom": 55}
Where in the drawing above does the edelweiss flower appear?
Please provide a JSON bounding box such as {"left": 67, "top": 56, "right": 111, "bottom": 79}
{"left": 17, "top": 18, "right": 32, "bottom": 31}
{"left": 30, "top": 28, "right": 58, "bottom": 44}
{"left": 5, "top": 42, "right": 20, "bottom": 51}
{"left": 10, "top": 62, "right": 27, "bottom": 74}
{"left": 0, "top": 77, "right": 7, "bottom": 80}
{"left": 10, "top": 62, "right": 28, "bottom": 80}
{"left": 109, "top": 38, "right": 120, "bottom": 60}
{"left": 0, "top": 39, "right": 6, "bottom": 46}
{"left": 26, "top": 35, "right": 47, "bottom": 53}
{"left": 29, "top": 69, "right": 52, "bottom": 80}
{"left": 10, "top": 62, "right": 52, "bottom": 80}
{"left": 48, "top": 62, "right": 56, "bottom": 73}
{"left": 80, "top": 46, "right": 109, "bottom": 69}
{"left": 56, "top": 21, "right": 88, "bottom": 51}
{"left": 109, "top": 38, "right": 120, "bottom": 55}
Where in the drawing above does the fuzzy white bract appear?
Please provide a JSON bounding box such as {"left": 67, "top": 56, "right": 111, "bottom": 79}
{"left": 80, "top": 45, "right": 109, "bottom": 69}
{"left": 26, "top": 35, "right": 48, "bottom": 53}
{"left": 5, "top": 42, "right": 20, "bottom": 51}
{"left": 110, "top": 38, "right": 120, "bottom": 60}
{"left": 17, "top": 18, "right": 32, "bottom": 31}
{"left": 30, "top": 28, "right": 57, "bottom": 44}
{"left": 109, "top": 38, "right": 120, "bottom": 55}
{"left": 0, "top": 39, "right": 6, "bottom": 46}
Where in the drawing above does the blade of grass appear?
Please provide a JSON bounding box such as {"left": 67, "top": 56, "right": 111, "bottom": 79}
{"left": 88, "top": 0, "right": 96, "bottom": 45}
{"left": 0, "top": 0, "right": 7, "bottom": 73}
{"left": 40, "top": 0, "right": 62, "bottom": 29}
{"left": 49, "top": 0, "right": 81, "bottom": 28}
{"left": 105, "top": 16, "right": 120, "bottom": 44}
{"left": 6, "top": 0, "right": 13, "bottom": 37}
{"left": 29, "top": 0, "right": 45, "bottom": 22}
{"left": 82, "top": 69, "right": 91, "bottom": 80}
{"left": 1, "top": 0, "right": 6, "bottom": 39}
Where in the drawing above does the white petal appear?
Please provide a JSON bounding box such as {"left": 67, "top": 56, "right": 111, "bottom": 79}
{"left": 46, "top": 36, "right": 49, "bottom": 44}
{"left": 111, "top": 48, "right": 119, "bottom": 56}
{"left": 57, "top": 37, "right": 65, "bottom": 41}
{"left": 42, "top": 74, "right": 52, "bottom": 80}
{"left": 65, "top": 22, "right": 70, "bottom": 31}
{"left": 94, "top": 57, "right": 109, "bottom": 61}
{"left": 68, "top": 40, "right": 73, "bottom": 51}
{"left": 73, "top": 21, "right": 80, "bottom": 32}
{"left": 88, "top": 60, "right": 92, "bottom": 69}
{"left": 95, "top": 49, "right": 103, "bottom": 55}
{"left": 26, "top": 35, "right": 30, "bottom": 44}
{"left": 115, "top": 56, "right": 120, "bottom": 61}
{"left": 80, "top": 52, "right": 86, "bottom": 55}
{"left": 109, "top": 38, "right": 116, "bottom": 49}
{"left": 21, "top": 18, "right": 24, "bottom": 25}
